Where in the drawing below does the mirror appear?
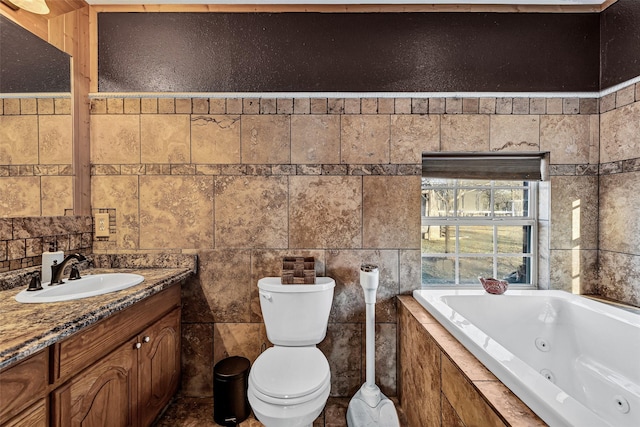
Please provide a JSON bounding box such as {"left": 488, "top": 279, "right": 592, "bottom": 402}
{"left": 0, "top": 14, "right": 73, "bottom": 218}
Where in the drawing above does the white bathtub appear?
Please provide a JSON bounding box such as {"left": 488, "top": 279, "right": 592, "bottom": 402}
{"left": 413, "top": 289, "right": 640, "bottom": 427}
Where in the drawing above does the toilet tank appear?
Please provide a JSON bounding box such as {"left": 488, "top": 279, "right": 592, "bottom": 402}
{"left": 258, "top": 277, "right": 335, "bottom": 346}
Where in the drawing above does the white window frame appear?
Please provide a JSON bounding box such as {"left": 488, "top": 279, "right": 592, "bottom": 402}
{"left": 421, "top": 179, "right": 538, "bottom": 288}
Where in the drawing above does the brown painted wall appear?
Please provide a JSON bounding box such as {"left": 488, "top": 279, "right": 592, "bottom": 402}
{"left": 97, "top": 12, "right": 600, "bottom": 93}
{"left": 0, "top": 16, "right": 70, "bottom": 93}
{"left": 600, "top": 0, "right": 640, "bottom": 88}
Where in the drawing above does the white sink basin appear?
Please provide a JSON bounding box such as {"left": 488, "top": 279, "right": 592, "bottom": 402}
{"left": 15, "top": 273, "right": 144, "bottom": 303}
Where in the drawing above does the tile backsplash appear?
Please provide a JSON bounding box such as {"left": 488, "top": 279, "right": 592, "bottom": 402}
{"left": 0, "top": 216, "right": 92, "bottom": 276}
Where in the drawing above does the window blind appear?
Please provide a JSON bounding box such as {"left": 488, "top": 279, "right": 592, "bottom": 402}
{"left": 422, "top": 152, "right": 549, "bottom": 181}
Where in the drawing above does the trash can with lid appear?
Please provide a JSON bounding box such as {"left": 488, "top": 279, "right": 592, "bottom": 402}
{"left": 214, "top": 356, "right": 251, "bottom": 426}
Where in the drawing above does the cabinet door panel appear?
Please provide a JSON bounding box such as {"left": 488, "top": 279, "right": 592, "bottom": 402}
{"left": 138, "top": 308, "right": 181, "bottom": 427}
{"left": 3, "top": 399, "right": 47, "bottom": 427}
{"left": 0, "top": 349, "right": 48, "bottom": 421}
{"left": 53, "top": 339, "right": 138, "bottom": 427}
{"left": 56, "top": 286, "right": 180, "bottom": 382}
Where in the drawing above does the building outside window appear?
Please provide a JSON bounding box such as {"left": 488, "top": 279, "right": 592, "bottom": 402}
{"left": 421, "top": 177, "right": 538, "bottom": 288}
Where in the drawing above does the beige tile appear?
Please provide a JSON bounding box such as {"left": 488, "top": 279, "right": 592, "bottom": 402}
{"left": 141, "top": 98, "right": 158, "bottom": 114}
{"left": 442, "top": 394, "right": 466, "bottom": 427}
{"left": 140, "top": 175, "right": 214, "bottom": 249}
{"left": 326, "top": 250, "right": 399, "bottom": 323}
{"left": 289, "top": 176, "right": 361, "bottom": 249}
{"left": 291, "top": 115, "right": 340, "bottom": 164}
{"left": 540, "top": 115, "right": 592, "bottom": 164}
{"left": 550, "top": 176, "right": 599, "bottom": 250}
{"left": 599, "top": 172, "right": 640, "bottom": 255}
{"left": 123, "top": 98, "right": 141, "bottom": 114}
{"left": 479, "top": 98, "right": 496, "bottom": 114}
{"left": 213, "top": 323, "right": 268, "bottom": 367}
{"left": 549, "top": 249, "right": 598, "bottom": 295}
{"left": 197, "top": 249, "right": 252, "bottom": 323}
{"left": 38, "top": 115, "right": 72, "bottom": 164}
{"left": 241, "top": 115, "right": 290, "bottom": 164}
{"left": 91, "top": 176, "right": 139, "bottom": 250}
{"left": 489, "top": 115, "right": 540, "bottom": 152}
{"left": 181, "top": 323, "right": 214, "bottom": 397}
{"left": 399, "top": 307, "right": 441, "bottom": 427}
{"left": 0, "top": 116, "right": 39, "bottom": 164}
{"left": 377, "top": 98, "right": 395, "bottom": 114}
{"left": 341, "top": 115, "right": 390, "bottom": 164}
{"left": 191, "top": 115, "right": 241, "bottom": 164}
{"left": 319, "top": 323, "right": 362, "bottom": 397}
{"left": 441, "top": 356, "right": 507, "bottom": 427}
{"left": 294, "top": 98, "right": 311, "bottom": 114}
{"left": 390, "top": 115, "right": 440, "bottom": 164}
{"left": 546, "top": 98, "right": 563, "bottom": 114}
{"left": 0, "top": 177, "right": 41, "bottom": 217}
{"left": 363, "top": 176, "right": 421, "bottom": 249}
{"left": 473, "top": 381, "right": 546, "bottom": 427}
{"left": 362, "top": 323, "right": 397, "bottom": 396}
{"left": 616, "top": 85, "right": 636, "bottom": 108}
{"left": 54, "top": 98, "right": 71, "bottom": 115}
{"left": 398, "top": 296, "right": 437, "bottom": 325}
{"left": 3, "top": 99, "right": 20, "bottom": 115}
{"left": 599, "top": 251, "right": 640, "bottom": 307}
{"left": 600, "top": 102, "right": 640, "bottom": 163}
{"left": 311, "top": 98, "right": 328, "bottom": 114}
{"left": 243, "top": 98, "right": 260, "bottom": 114}
{"left": 157, "top": 98, "right": 175, "bottom": 114}
{"left": 106, "top": 98, "right": 123, "bottom": 114}
{"left": 394, "top": 98, "right": 411, "bottom": 114}
{"left": 140, "top": 114, "right": 190, "bottom": 163}
{"left": 41, "top": 176, "right": 73, "bottom": 216}
{"left": 37, "top": 98, "right": 54, "bottom": 115}
{"left": 90, "top": 115, "right": 140, "bottom": 164}
{"left": 209, "top": 98, "right": 226, "bottom": 114}
{"left": 215, "top": 176, "right": 288, "bottom": 248}
{"left": 441, "top": 115, "right": 490, "bottom": 152}
{"left": 422, "top": 321, "right": 496, "bottom": 381}
{"left": 400, "top": 249, "right": 422, "bottom": 294}
{"left": 175, "top": 98, "right": 191, "bottom": 114}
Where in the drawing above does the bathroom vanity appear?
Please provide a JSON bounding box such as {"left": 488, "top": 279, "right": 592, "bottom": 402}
{"left": 0, "top": 267, "right": 192, "bottom": 426}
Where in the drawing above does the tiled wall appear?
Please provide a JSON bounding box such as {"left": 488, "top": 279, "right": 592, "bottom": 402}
{"left": 89, "top": 94, "right": 602, "bottom": 398}
{"left": 0, "top": 216, "right": 92, "bottom": 277}
{"left": 598, "top": 84, "right": 640, "bottom": 306}
{"left": 0, "top": 97, "right": 74, "bottom": 217}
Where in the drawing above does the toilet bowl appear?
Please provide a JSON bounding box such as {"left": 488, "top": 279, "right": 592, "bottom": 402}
{"left": 248, "top": 347, "right": 330, "bottom": 427}
{"left": 248, "top": 277, "right": 335, "bottom": 427}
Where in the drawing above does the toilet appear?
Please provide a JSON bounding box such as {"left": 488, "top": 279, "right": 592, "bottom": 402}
{"left": 248, "top": 277, "right": 335, "bottom": 427}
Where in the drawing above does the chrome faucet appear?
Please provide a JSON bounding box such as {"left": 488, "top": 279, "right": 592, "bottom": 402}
{"left": 50, "top": 253, "right": 87, "bottom": 285}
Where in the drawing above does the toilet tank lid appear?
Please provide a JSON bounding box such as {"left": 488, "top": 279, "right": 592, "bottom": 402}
{"left": 258, "top": 277, "right": 335, "bottom": 293}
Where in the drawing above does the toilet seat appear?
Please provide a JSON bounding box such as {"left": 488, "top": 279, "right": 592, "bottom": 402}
{"left": 250, "top": 346, "right": 330, "bottom": 405}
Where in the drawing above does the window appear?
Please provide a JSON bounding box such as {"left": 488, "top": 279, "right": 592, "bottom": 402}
{"left": 421, "top": 178, "right": 538, "bottom": 288}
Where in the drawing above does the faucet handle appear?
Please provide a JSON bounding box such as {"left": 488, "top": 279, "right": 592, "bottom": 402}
{"left": 27, "top": 273, "right": 43, "bottom": 291}
{"left": 69, "top": 265, "right": 82, "bottom": 280}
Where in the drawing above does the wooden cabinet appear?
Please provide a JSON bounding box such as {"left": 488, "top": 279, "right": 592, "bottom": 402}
{"left": 138, "top": 309, "right": 181, "bottom": 427}
{"left": 2, "top": 399, "right": 48, "bottom": 427}
{"left": 52, "top": 339, "right": 139, "bottom": 427}
{"left": 52, "top": 308, "right": 180, "bottom": 427}
{"left": 0, "top": 350, "right": 48, "bottom": 426}
{"left": 1, "top": 284, "right": 181, "bottom": 427}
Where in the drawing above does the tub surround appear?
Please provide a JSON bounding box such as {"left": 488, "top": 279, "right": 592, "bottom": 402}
{"left": 0, "top": 265, "right": 194, "bottom": 370}
{"left": 398, "top": 296, "right": 545, "bottom": 427}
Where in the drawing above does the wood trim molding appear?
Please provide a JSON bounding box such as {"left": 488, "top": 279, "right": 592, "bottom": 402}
{"left": 90, "top": 3, "right": 612, "bottom": 14}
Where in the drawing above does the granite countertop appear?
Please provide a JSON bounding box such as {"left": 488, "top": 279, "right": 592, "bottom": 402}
{"left": 0, "top": 267, "right": 192, "bottom": 370}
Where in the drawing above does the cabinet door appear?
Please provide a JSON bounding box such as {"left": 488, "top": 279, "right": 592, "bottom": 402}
{"left": 138, "top": 308, "right": 181, "bottom": 427}
{"left": 3, "top": 399, "right": 47, "bottom": 427}
{"left": 52, "top": 339, "right": 138, "bottom": 427}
